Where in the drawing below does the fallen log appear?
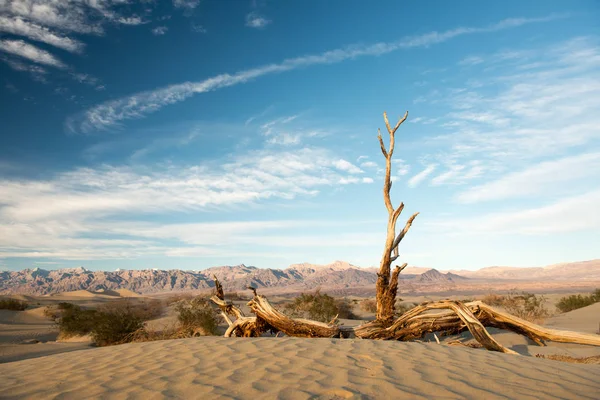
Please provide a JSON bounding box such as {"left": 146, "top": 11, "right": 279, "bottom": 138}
{"left": 208, "top": 287, "right": 600, "bottom": 353}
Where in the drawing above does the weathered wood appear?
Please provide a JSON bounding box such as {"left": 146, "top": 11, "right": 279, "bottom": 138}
{"left": 247, "top": 295, "right": 349, "bottom": 338}
{"left": 375, "top": 110, "right": 417, "bottom": 324}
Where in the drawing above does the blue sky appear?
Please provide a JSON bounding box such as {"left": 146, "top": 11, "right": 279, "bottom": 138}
{"left": 1, "top": 1, "right": 599, "bottom": 272}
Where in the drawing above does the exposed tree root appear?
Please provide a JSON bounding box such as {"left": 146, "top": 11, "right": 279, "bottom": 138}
{"left": 210, "top": 285, "right": 600, "bottom": 354}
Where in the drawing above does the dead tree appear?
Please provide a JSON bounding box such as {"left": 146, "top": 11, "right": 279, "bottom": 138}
{"left": 209, "top": 110, "right": 600, "bottom": 354}
{"left": 375, "top": 111, "right": 418, "bottom": 324}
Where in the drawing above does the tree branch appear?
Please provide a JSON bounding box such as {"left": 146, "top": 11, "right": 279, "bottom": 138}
{"left": 391, "top": 212, "right": 419, "bottom": 253}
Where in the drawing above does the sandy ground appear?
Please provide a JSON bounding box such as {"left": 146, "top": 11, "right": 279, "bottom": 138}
{"left": 1, "top": 291, "right": 600, "bottom": 399}
{"left": 0, "top": 290, "right": 150, "bottom": 363}
{"left": 1, "top": 337, "right": 599, "bottom": 400}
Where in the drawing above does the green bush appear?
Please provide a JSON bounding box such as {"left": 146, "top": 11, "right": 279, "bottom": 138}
{"left": 91, "top": 307, "right": 144, "bottom": 346}
{"left": 556, "top": 289, "right": 600, "bottom": 313}
{"left": 0, "top": 299, "right": 28, "bottom": 310}
{"left": 174, "top": 297, "right": 220, "bottom": 336}
{"left": 57, "top": 302, "right": 145, "bottom": 345}
{"left": 57, "top": 305, "right": 98, "bottom": 337}
{"left": 284, "top": 290, "right": 356, "bottom": 323}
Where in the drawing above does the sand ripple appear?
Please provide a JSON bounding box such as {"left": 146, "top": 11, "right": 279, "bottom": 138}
{"left": 1, "top": 337, "right": 599, "bottom": 399}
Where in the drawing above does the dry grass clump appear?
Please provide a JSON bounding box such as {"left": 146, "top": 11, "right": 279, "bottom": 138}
{"left": 55, "top": 301, "right": 153, "bottom": 346}
{"left": 0, "top": 298, "right": 28, "bottom": 310}
{"left": 174, "top": 296, "right": 220, "bottom": 336}
{"left": 360, "top": 299, "right": 377, "bottom": 313}
{"left": 284, "top": 290, "right": 357, "bottom": 322}
{"left": 556, "top": 289, "right": 600, "bottom": 313}
{"left": 165, "top": 293, "right": 194, "bottom": 306}
{"left": 224, "top": 292, "right": 248, "bottom": 301}
{"left": 100, "top": 298, "right": 164, "bottom": 321}
{"left": 535, "top": 354, "right": 600, "bottom": 364}
{"left": 395, "top": 300, "right": 418, "bottom": 316}
{"left": 481, "top": 291, "right": 551, "bottom": 323}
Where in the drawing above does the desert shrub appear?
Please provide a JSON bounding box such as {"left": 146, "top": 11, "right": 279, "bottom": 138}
{"left": 335, "top": 298, "right": 358, "bottom": 319}
{"left": 57, "top": 305, "right": 98, "bottom": 337}
{"left": 56, "top": 301, "right": 145, "bottom": 345}
{"left": 174, "top": 297, "right": 220, "bottom": 336}
{"left": 395, "top": 301, "right": 418, "bottom": 316}
{"left": 100, "top": 299, "right": 164, "bottom": 321}
{"left": 165, "top": 293, "right": 194, "bottom": 306}
{"left": 482, "top": 291, "right": 550, "bottom": 322}
{"left": 556, "top": 289, "right": 600, "bottom": 313}
{"left": 224, "top": 292, "right": 247, "bottom": 301}
{"left": 91, "top": 306, "right": 144, "bottom": 346}
{"left": 284, "top": 290, "right": 351, "bottom": 323}
{"left": 481, "top": 293, "right": 505, "bottom": 307}
{"left": 0, "top": 299, "right": 28, "bottom": 310}
{"left": 360, "top": 299, "right": 378, "bottom": 313}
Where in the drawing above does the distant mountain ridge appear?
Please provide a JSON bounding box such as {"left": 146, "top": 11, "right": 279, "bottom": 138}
{"left": 1, "top": 259, "right": 598, "bottom": 296}
{"left": 1, "top": 261, "right": 458, "bottom": 295}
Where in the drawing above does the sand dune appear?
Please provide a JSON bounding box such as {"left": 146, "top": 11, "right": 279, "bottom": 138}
{"left": 545, "top": 303, "right": 600, "bottom": 334}
{"left": 1, "top": 337, "right": 599, "bottom": 399}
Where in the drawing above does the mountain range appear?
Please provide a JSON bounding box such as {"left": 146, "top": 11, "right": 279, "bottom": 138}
{"left": 0, "top": 259, "right": 598, "bottom": 296}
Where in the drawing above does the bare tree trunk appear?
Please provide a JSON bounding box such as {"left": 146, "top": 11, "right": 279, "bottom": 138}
{"left": 207, "top": 109, "right": 600, "bottom": 355}
{"left": 375, "top": 111, "right": 418, "bottom": 324}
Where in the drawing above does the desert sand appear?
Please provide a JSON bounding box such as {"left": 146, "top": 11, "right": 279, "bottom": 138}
{"left": 1, "top": 336, "right": 599, "bottom": 399}
{"left": 1, "top": 291, "right": 600, "bottom": 399}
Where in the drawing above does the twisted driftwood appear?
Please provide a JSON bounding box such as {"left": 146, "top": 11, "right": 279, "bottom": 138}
{"left": 208, "top": 110, "right": 600, "bottom": 353}
{"left": 211, "top": 286, "right": 600, "bottom": 353}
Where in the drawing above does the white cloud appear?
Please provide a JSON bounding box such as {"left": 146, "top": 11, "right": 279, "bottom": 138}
{"left": 0, "top": 148, "right": 371, "bottom": 224}
{"left": 0, "top": 143, "right": 377, "bottom": 260}
{"left": 416, "top": 36, "right": 600, "bottom": 196}
{"left": 0, "top": 16, "right": 84, "bottom": 52}
{"left": 245, "top": 12, "right": 271, "bottom": 29}
{"left": 266, "top": 133, "right": 301, "bottom": 146}
{"left": 407, "top": 165, "right": 436, "bottom": 187}
{"left": 0, "top": 0, "right": 148, "bottom": 34}
{"left": 429, "top": 190, "right": 600, "bottom": 235}
{"left": 362, "top": 177, "right": 374, "bottom": 184}
{"left": 173, "top": 0, "right": 201, "bottom": 11}
{"left": 0, "top": 39, "right": 65, "bottom": 68}
{"left": 333, "top": 159, "right": 363, "bottom": 174}
{"left": 191, "top": 23, "right": 206, "bottom": 33}
{"left": 152, "top": 26, "right": 168, "bottom": 35}
{"left": 1, "top": 56, "right": 47, "bottom": 81}
{"left": 457, "top": 152, "right": 600, "bottom": 203}
{"left": 68, "top": 15, "right": 565, "bottom": 133}
{"left": 360, "top": 161, "right": 378, "bottom": 168}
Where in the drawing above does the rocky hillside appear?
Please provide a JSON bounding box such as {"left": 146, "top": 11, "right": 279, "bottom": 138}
{"left": 0, "top": 262, "right": 464, "bottom": 295}
{"left": 3, "top": 260, "right": 597, "bottom": 296}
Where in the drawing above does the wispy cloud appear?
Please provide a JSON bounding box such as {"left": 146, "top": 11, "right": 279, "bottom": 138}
{"left": 0, "top": 0, "right": 153, "bottom": 81}
{"left": 415, "top": 37, "right": 600, "bottom": 190}
{"left": 429, "top": 190, "right": 600, "bottom": 235}
{"left": 408, "top": 165, "right": 436, "bottom": 187}
{"left": 245, "top": 11, "right": 271, "bottom": 29}
{"left": 152, "top": 26, "right": 168, "bottom": 36}
{"left": 0, "top": 39, "right": 66, "bottom": 68}
{"left": 0, "top": 145, "right": 377, "bottom": 259}
{"left": 0, "top": 16, "right": 84, "bottom": 53}
{"left": 333, "top": 159, "right": 363, "bottom": 174}
{"left": 457, "top": 153, "right": 600, "bottom": 203}
{"left": 67, "top": 15, "right": 565, "bottom": 133}
{"left": 2, "top": 56, "right": 48, "bottom": 81}
{"left": 173, "top": 0, "right": 201, "bottom": 12}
